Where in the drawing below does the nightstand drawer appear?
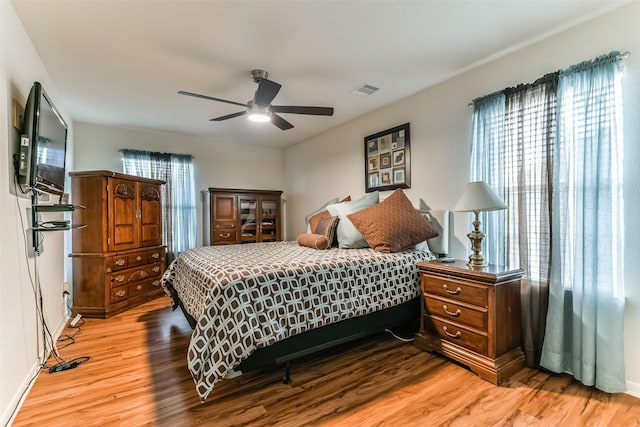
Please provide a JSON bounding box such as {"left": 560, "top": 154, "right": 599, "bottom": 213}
{"left": 422, "top": 274, "right": 487, "bottom": 307}
{"left": 424, "top": 295, "right": 487, "bottom": 330}
{"left": 425, "top": 317, "right": 488, "bottom": 355}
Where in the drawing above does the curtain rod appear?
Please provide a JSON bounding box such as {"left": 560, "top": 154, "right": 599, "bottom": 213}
{"left": 119, "top": 148, "right": 194, "bottom": 159}
{"left": 467, "top": 50, "right": 631, "bottom": 107}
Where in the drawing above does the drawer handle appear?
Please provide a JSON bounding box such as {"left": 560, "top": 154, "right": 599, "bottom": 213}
{"left": 115, "top": 259, "right": 125, "bottom": 266}
{"left": 443, "top": 284, "right": 462, "bottom": 295}
{"left": 136, "top": 284, "right": 143, "bottom": 291}
{"left": 443, "top": 305, "right": 461, "bottom": 317}
{"left": 114, "top": 275, "right": 125, "bottom": 282}
{"left": 220, "top": 233, "right": 231, "bottom": 238}
{"left": 136, "top": 256, "right": 142, "bottom": 262}
{"left": 442, "top": 326, "right": 462, "bottom": 339}
{"left": 152, "top": 280, "right": 160, "bottom": 287}
{"left": 116, "top": 290, "right": 126, "bottom": 297}
{"left": 151, "top": 253, "right": 160, "bottom": 259}
{"left": 152, "top": 266, "right": 160, "bottom": 273}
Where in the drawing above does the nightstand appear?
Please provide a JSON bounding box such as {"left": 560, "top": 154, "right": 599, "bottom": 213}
{"left": 414, "top": 260, "right": 525, "bottom": 384}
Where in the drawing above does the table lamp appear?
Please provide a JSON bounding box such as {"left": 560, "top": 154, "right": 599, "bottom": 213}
{"left": 454, "top": 181, "right": 506, "bottom": 267}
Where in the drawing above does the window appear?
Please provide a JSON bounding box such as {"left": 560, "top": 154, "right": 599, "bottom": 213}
{"left": 122, "top": 150, "right": 197, "bottom": 262}
{"left": 471, "top": 51, "right": 626, "bottom": 392}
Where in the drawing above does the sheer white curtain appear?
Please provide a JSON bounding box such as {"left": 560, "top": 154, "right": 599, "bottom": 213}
{"left": 471, "top": 75, "right": 556, "bottom": 367}
{"left": 540, "top": 53, "right": 626, "bottom": 392}
{"left": 122, "top": 150, "right": 197, "bottom": 262}
{"left": 470, "top": 92, "right": 506, "bottom": 266}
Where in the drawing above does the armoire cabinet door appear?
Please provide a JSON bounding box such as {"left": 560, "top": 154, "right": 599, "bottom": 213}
{"left": 139, "top": 184, "right": 162, "bottom": 247}
{"left": 239, "top": 195, "right": 258, "bottom": 243}
{"left": 259, "top": 197, "right": 279, "bottom": 242}
{"left": 213, "top": 193, "right": 236, "bottom": 222}
{"left": 109, "top": 178, "right": 138, "bottom": 251}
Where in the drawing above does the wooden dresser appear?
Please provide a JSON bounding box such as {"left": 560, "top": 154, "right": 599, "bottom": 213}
{"left": 69, "top": 170, "right": 166, "bottom": 318}
{"left": 202, "top": 188, "right": 282, "bottom": 245}
{"left": 414, "top": 260, "right": 525, "bottom": 384}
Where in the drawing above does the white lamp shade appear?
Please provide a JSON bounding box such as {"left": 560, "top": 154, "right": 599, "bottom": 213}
{"left": 454, "top": 181, "right": 507, "bottom": 212}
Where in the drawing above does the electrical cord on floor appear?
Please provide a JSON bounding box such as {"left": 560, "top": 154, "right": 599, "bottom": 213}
{"left": 384, "top": 328, "right": 415, "bottom": 343}
{"left": 56, "top": 315, "right": 86, "bottom": 349}
{"left": 56, "top": 327, "right": 79, "bottom": 349}
{"left": 47, "top": 356, "right": 91, "bottom": 374}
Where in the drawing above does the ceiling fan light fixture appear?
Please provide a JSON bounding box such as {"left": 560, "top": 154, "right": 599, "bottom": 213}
{"left": 247, "top": 101, "right": 272, "bottom": 123}
{"left": 248, "top": 111, "right": 272, "bottom": 123}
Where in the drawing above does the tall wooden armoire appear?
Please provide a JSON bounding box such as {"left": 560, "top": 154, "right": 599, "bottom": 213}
{"left": 69, "top": 170, "right": 166, "bottom": 318}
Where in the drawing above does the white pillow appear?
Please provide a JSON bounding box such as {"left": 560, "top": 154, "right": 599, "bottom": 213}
{"left": 413, "top": 241, "right": 432, "bottom": 252}
{"left": 327, "top": 191, "right": 379, "bottom": 248}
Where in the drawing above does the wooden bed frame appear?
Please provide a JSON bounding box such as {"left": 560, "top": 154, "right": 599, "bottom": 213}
{"left": 166, "top": 282, "right": 420, "bottom": 382}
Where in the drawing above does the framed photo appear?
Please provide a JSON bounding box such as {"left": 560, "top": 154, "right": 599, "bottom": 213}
{"left": 364, "top": 123, "right": 410, "bottom": 192}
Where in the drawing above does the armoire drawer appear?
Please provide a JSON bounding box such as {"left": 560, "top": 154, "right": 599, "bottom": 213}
{"left": 107, "top": 247, "right": 164, "bottom": 272}
{"left": 213, "top": 230, "right": 238, "bottom": 243}
{"left": 108, "top": 263, "right": 163, "bottom": 288}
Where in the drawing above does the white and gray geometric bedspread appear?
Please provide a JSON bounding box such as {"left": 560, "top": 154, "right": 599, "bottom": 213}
{"left": 161, "top": 241, "right": 435, "bottom": 400}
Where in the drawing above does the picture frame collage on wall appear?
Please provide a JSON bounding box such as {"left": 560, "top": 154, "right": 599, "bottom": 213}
{"left": 364, "top": 122, "right": 411, "bottom": 192}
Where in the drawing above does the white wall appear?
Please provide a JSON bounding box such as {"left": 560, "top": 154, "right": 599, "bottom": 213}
{"left": 1, "top": 2, "right": 74, "bottom": 424}
{"left": 284, "top": 1, "right": 640, "bottom": 397}
{"left": 72, "top": 122, "right": 286, "bottom": 246}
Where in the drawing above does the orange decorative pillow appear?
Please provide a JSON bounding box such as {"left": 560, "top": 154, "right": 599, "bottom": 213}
{"left": 308, "top": 195, "right": 351, "bottom": 233}
{"left": 347, "top": 189, "right": 439, "bottom": 253}
{"left": 297, "top": 233, "right": 329, "bottom": 250}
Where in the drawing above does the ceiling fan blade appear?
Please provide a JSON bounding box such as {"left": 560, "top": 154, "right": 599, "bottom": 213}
{"left": 270, "top": 105, "right": 334, "bottom": 116}
{"left": 271, "top": 114, "right": 294, "bottom": 130}
{"left": 210, "top": 111, "right": 248, "bottom": 121}
{"left": 254, "top": 79, "right": 282, "bottom": 107}
{"left": 178, "top": 90, "right": 247, "bottom": 107}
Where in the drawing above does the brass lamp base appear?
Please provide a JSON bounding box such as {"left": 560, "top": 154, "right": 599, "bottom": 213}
{"left": 467, "top": 210, "right": 487, "bottom": 267}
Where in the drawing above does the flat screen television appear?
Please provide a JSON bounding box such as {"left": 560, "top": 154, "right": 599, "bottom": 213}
{"left": 16, "top": 81, "right": 68, "bottom": 196}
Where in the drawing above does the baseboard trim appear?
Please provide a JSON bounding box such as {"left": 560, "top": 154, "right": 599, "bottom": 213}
{"left": 625, "top": 379, "right": 640, "bottom": 399}
{"left": 1, "top": 314, "right": 69, "bottom": 426}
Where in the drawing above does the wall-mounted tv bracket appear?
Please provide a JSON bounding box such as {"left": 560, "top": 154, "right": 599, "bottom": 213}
{"left": 31, "top": 194, "right": 86, "bottom": 255}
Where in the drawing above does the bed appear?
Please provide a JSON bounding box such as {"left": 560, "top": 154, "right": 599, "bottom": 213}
{"left": 162, "top": 201, "right": 449, "bottom": 401}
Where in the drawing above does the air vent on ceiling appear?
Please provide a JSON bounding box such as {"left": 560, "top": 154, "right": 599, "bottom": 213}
{"left": 350, "top": 83, "right": 380, "bottom": 96}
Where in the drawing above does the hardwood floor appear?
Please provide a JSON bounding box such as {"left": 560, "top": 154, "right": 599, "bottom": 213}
{"left": 13, "top": 296, "right": 640, "bottom": 426}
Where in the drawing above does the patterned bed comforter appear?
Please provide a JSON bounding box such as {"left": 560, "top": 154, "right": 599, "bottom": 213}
{"left": 161, "top": 241, "right": 435, "bottom": 400}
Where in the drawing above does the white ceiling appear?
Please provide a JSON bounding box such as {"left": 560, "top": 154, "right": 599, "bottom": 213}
{"left": 11, "top": 0, "right": 629, "bottom": 149}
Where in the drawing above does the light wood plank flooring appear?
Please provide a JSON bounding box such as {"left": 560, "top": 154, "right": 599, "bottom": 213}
{"left": 13, "top": 296, "right": 640, "bottom": 426}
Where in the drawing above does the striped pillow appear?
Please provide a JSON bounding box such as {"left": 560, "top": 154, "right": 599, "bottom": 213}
{"left": 313, "top": 215, "right": 339, "bottom": 247}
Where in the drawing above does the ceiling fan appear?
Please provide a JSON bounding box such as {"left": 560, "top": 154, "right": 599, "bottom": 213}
{"left": 178, "top": 69, "right": 334, "bottom": 130}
